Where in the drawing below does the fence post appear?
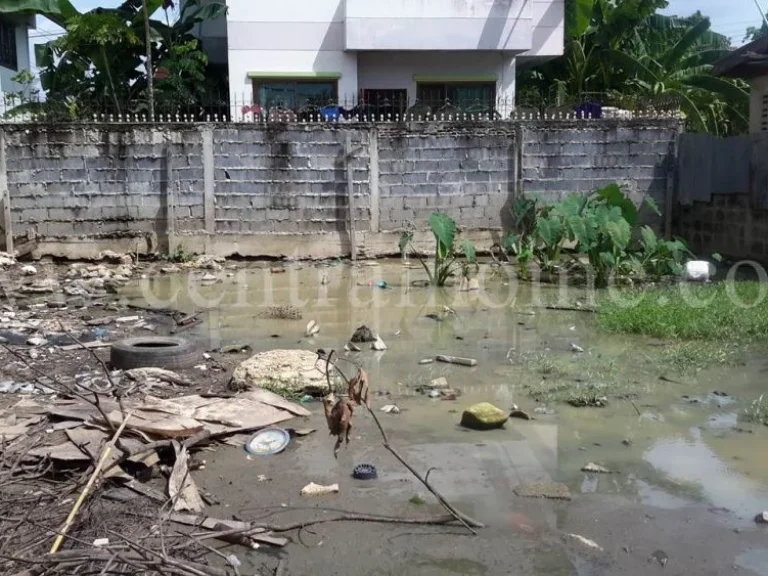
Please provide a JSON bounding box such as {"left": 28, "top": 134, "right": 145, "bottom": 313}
{"left": 0, "top": 129, "right": 12, "bottom": 254}
{"left": 369, "top": 128, "right": 380, "bottom": 233}
{"left": 165, "top": 146, "right": 176, "bottom": 256}
{"left": 515, "top": 123, "right": 524, "bottom": 200}
{"left": 664, "top": 134, "right": 678, "bottom": 239}
{"left": 345, "top": 131, "right": 357, "bottom": 261}
{"left": 202, "top": 128, "right": 215, "bottom": 252}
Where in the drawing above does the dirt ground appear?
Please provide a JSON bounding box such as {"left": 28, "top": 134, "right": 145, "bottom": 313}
{"left": 2, "top": 257, "right": 768, "bottom": 576}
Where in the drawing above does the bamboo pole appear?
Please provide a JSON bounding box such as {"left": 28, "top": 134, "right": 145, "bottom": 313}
{"left": 50, "top": 412, "right": 133, "bottom": 554}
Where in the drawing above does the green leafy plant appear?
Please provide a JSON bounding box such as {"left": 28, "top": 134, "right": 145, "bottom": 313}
{"left": 399, "top": 213, "right": 477, "bottom": 286}
{"left": 169, "top": 243, "right": 194, "bottom": 263}
{"left": 533, "top": 209, "right": 567, "bottom": 274}
{"left": 500, "top": 198, "right": 537, "bottom": 279}
{"left": 635, "top": 225, "right": 690, "bottom": 278}
{"left": 743, "top": 395, "right": 768, "bottom": 426}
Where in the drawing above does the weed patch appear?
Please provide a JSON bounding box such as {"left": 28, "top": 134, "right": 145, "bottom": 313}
{"left": 598, "top": 282, "right": 768, "bottom": 341}
{"left": 742, "top": 395, "right": 768, "bottom": 426}
{"left": 661, "top": 341, "right": 735, "bottom": 373}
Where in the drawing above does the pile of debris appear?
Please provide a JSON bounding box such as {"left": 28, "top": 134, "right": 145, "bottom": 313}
{"left": 0, "top": 368, "right": 310, "bottom": 575}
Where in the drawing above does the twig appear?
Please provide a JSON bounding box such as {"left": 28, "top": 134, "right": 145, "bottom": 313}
{"left": 106, "top": 530, "right": 229, "bottom": 576}
{"left": 321, "top": 351, "right": 484, "bottom": 534}
{"left": 1, "top": 343, "right": 118, "bottom": 434}
{"left": 257, "top": 512, "right": 457, "bottom": 532}
{"left": 541, "top": 305, "right": 597, "bottom": 313}
{"left": 50, "top": 412, "right": 133, "bottom": 554}
{"left": 630, "top": 400, "right": 642, "bottom": 417}
{"left": 58, "top": 322, "right": 118, "bottom": 390}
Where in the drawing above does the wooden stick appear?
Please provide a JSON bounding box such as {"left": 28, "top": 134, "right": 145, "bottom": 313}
{"left": 542, "top": 305, "right": 596, "bottom": 313}
{"left": 50, "top": 412, "right": 133, "bottom": 554}
{"left": 436, "top": 355, "right": 477, "bottom": 367}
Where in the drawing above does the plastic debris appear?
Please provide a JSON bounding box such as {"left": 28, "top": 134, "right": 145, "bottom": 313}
{"left": 581, "top": 462, "right": 612, "bottom": 474}
{"left": 567, "top": 534, "right": 603, "bottom": 551}
{"left": 300, "top": 482, "right": 339, "bottom": 497}
{"left": 305, "top": 320, "right": 320, "bottom": 337}
{"left": 569, "top": 343, "right": 585, "bottom": 353}
{"left": 380, "top": 404, "right": 400, "bottom": 414}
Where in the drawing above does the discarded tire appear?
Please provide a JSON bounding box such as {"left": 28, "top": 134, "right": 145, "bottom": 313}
{"left": 110, "top": 336, "right": 197, "bottom": 370}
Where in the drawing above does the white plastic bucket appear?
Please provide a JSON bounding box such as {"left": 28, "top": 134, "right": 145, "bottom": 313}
{"left": 683, "top": 260, "right": 716, "bottom": 282}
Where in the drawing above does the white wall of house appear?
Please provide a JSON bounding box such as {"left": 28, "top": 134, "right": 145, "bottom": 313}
{"left": 345, "top": 0, "right": 532, "bottom": 51}
{"left": 520, "top": 0, "right": 564, "bottom": 63}
{"left": 218, "top": 0, "right": 562, "bottom": 108}
{"left": 357, "top": 52, "right": 516, "bottom": 105}
{"left": 225, "top": 0, "right": 356, "bottom": 105}
{"left": 0, "top": 18, "right": 32, "bottom": 95}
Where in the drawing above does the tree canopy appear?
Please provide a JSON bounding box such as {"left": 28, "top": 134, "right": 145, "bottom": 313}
{"left": 0, "top": 0, "right": 227, "bottom": 119}
{"left": 518, "top": 0, "right": 750, "bottom": 135}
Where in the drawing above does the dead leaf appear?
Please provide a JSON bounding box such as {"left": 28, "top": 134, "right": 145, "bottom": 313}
{"left": 323, "top": 393, "right": 353, "bottom": 458}
{"left": 347, "top": 369, "right": 370, "bottom": 409}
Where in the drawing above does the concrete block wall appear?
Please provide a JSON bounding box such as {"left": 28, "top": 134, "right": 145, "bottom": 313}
{"left": 522, "top": 121, "right": 676, "bottom": 208}
{"left": 3, "top": 126, "right": 205, "bottom": 242}
{"left": 0, "top": 119, "right": 682, "bottom": 259}
{"left": 675, "top": 194, "right": 768, "bottom": 262}
{"left": 213, "top": 126, "right": 370, "bottom": 235}
{"left": 377, "top": 123, "right": 516, "bottom": 231}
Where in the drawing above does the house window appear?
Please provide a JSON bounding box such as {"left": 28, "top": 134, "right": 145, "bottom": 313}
{"left": 762, "top": 92, "right": 768, "bottom": 132}
{"left": 0, "top": 18, "right": 17, "bottom": 71}
{"left": 359, "top": 89, "right": 408, "bottom": 118}
{"left": 416, "top": 82, "right": 496, "bottom": 113}
{"left": 252, "top": 79, "right": 337, "bottom": 112}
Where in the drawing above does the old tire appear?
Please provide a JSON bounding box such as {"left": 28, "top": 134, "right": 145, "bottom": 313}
{"left": 110, "top": 336, "right": 198, "bottom": 370}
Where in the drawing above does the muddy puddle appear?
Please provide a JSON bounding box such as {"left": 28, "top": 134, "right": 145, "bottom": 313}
{"left": 121, "top": 260, "right": 768, "bottom": 573}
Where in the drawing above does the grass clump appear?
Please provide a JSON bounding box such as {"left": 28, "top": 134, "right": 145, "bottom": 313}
{"left": 598, "top": 282, "right": 768, "bottom": 341}
{"left": 661, "top": 341, "right": 735, "bottom": 373}
{"left": 742, "top": 395, "right": 768, "bottom": 426}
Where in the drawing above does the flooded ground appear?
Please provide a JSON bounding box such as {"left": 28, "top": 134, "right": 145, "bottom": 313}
{"left": 121, "top": 261, "right": 768, "bottom": 575}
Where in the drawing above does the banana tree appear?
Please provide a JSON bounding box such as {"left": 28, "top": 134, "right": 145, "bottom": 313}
{"left": 609, "top": 18, "right": 749, "bottom": 134}
{"left": 1, "top": 0, "right": 225, "bottom": 117}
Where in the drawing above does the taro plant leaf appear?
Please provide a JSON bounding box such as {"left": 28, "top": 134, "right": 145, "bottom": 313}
{"left": 567, "top": 215, "right": 589, "bottom": 248}
{"left": 428, "top": 213, "right": 456, "bottom": 257}
{"left": 644, "top": 195, "right": 662, "bottom": 216}
{"left": 605, "top": 219, "right": 631, "bottom": 251}
{"left": 596, "top": 183, "right": 638, "bottom": 226}
{"left": 460, "top": 239, "right": 477, "bottom": 262}
{"left": 640, "top": 225, "right": 658, "bottom": 253}
{"left": 599, "top": 252, "right": 616, "bottom": 267}
{"left": 502, "top": 233, "right": 519, "bottom": 254}
{"left": 398, "top": 231, "right": 413, "bottom": 255}
{"left": 669, "top": 261, "right": 684, "bottom": 276}
{"left": 712, "top": 252, "right": 723, "bottom": 262}
{"left": 536, "top": 215, "right": 563, "bottom": 248}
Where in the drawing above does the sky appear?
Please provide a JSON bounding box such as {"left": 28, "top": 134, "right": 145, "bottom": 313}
{"left": 29, "top": 0, "right": 768, "bottom": 46}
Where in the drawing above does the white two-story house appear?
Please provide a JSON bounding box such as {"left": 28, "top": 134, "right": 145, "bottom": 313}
{"left": 195, "top": 0, "right": 563, "bottom": 117}
{"left": 0, "top": 14, "right": 34, "bottom": 96}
